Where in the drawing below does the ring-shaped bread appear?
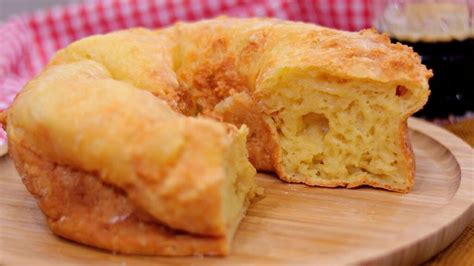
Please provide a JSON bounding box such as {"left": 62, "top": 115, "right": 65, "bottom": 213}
{"left": 2, "top": 17, "right": 431, "bottom": 256}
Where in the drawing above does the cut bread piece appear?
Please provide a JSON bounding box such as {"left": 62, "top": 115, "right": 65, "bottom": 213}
{"left": 4, "top": 60, "right": 257, "bottom": 255}
{"left": 258, "top": 68, "right": 429, "bottom": 192}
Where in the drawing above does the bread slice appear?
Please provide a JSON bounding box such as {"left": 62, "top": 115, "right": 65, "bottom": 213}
{"left": 253, "top": 23, "right": 431, "bottom": 192}
{"left": 259, "top": 69, "right": 425, "bottom": 192}
{"left": 4, "top": 60, "right": 257, "bottom": 255}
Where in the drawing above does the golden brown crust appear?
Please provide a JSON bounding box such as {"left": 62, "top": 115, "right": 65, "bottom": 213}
{"left": 212, "top": 92, "right": 276, "bottom": 171}
{"left": 274, "top": 165, "right": 411, "bottom": 193}
{"left": 9, "top": 137, "right": 230, "bottom": 256}
{"left": 399, "top": 120, "right": 416, "bottom": 191}
{"left": 5, "top": 59, "right": 257, "bottom": 255}
{"left": 167, "top": 17, "right": 432, "bottom": 90}
{"left": 7, "top": 61, "right": 232, "bottom": 237}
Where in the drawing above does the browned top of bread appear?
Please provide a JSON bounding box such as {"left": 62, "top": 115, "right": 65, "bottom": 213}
{"left": 165, "top": 17, "right": 432, "bottom": 92}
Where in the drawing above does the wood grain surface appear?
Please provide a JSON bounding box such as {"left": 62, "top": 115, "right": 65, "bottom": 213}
{"left": 424, "top": 118, "right": 474, "bottom": 265}
{"left": 0, "top": 118, "right": 472, "bottom": 265}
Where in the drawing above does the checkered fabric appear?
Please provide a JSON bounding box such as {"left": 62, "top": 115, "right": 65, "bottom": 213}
{"left": 0, "top": 0, "right": 374, "bottom": 146}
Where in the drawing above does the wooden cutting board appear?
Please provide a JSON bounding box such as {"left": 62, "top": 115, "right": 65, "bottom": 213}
{"left": 0, "top": 118, "right": 472, "bottom": 265}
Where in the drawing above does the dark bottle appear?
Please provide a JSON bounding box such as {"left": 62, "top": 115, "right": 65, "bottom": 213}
{"left": 374, "top": 1, "right": 473, "bottom": 119}
{"left": 392, "top": 38, "right": 474, "bottom": 119}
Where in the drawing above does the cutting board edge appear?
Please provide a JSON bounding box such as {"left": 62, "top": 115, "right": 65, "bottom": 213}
{"left": 357, "top": 118, "right": 474, "bottom": 265}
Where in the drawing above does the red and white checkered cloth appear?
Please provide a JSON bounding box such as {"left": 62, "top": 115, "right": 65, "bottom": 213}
{"left": 0, "top": 0, "right": 375, "bottom": 148}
